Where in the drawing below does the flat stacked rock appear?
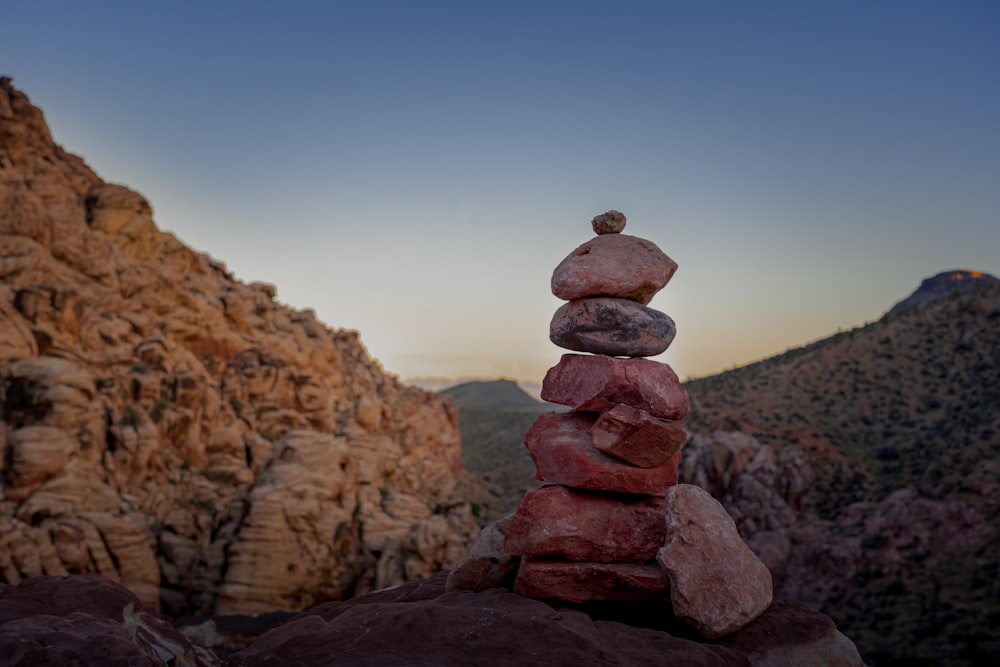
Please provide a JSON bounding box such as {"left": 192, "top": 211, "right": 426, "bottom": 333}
{"left": 504, "top": 211, "right": 690, "bottom": 603}
{"left": 450, "top": 211, "right": 774, "bottom": 639}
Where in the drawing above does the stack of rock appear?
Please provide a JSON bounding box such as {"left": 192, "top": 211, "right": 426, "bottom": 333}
{"left": 449, "top": 210, "right": 774, "bottom": 640}
{"left": 503, "top": 210, "right": 688, "bottom": 603}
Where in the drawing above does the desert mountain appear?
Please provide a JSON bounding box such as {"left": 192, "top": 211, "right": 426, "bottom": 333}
{"left": 0, "top": 77, "right": 479, "bottom": 618}
{"left": 887, "top": 269, "right": 999, "bottom": 316}
{"left": 440, "top": 378, "right": 550, "bottom": 412}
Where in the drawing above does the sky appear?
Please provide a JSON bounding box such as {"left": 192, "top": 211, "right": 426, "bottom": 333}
{"left": 3, "top": 1, "right": 998, "bottom": 383}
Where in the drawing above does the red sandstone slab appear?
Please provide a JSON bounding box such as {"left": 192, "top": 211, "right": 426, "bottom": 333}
{"left": 514, "top": 558, "right": 672, "bottom": 604}
{"left": 524, "top": 412, "right": 680, "bottom": 495}
{"left": 541, "top": 354, "right": 690, "bottom": 420}
{"left": 591, "top": 404, "right": 687, "bottom": 468}
{"left": 504, "top": 484, "right": 665, "bottom": 563}
{"left": 551, "top": 233, "right": 677, "bottom": 305}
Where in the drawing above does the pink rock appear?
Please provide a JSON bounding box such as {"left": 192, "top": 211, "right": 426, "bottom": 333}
{"left": 524, "top": 412, "right": 680, "bottom": 495}
{"left": 513, "top": 558, "right": 672, "bottom": 604}
{"left": 541, "top": 354, "right": 690, "bottom": 420}
{"left": 551, "top": 234, "right": 677, "bottom": 304}
{"left": 657, "top": 484, "right": 774, "bottom": 639}
{"left": 591, "top": 404, "right": 687, "bottom": 468}
{"left": 504, "top": 485, "right": 665, "bottom": 562}
{"left": 549, "top": 297, "right": 676, "bottom": 357}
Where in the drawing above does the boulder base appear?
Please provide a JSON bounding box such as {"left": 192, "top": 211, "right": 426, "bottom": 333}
{"left": 227, "top": 572, "right": 757, "bottom": 666}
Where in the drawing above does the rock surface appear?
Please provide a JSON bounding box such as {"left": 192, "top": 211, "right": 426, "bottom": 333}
{"left": 0, "top": 77, "right": 477, "bottom": 617}
{"left": 541, "top": 353, "right": 690, "bottom": 419}
{"left": 591, "top": 403, "right": 687, "bottom": 468}
{"left": 0, "top": 573, "right": 215, "bottom": 666}
{"left": 0, "top": 570, "right": 867, "bottom": 667}
{"left": 504, "top": 484, "right": 665, "bottom": 562}
{"left": 549, "top": 297, "right": 676, "bottom": 357}
{"left": 551, "top": 234, "right": 677, "bottom": 305}
{"left": 525, "top": 412, "right": 681, "bottom": 495}
{"left": 657, "top": 484, "right": 773, "bottom": 639}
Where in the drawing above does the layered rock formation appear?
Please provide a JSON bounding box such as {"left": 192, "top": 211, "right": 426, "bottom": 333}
{"left": 0, "top": 77, "right": 477, "bottom": 617}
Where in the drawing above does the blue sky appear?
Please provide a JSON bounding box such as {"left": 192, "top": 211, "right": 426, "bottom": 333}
{"left": 3, "top": 1, "right": 998, "bottom": 382}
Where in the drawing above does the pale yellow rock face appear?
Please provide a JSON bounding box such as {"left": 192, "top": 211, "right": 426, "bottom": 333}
{"left": 0, "top": 78, "right": 477, "bottom": 616}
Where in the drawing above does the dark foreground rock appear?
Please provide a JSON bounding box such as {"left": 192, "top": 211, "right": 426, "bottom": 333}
{"left": 227, "top": 572, "right": 865, "bottom": 667}
{"left": 0, "top": 572, "right": 865, "bottom": 666}
{"left": 0, "top": 574, "right": 216, "bottom": 667}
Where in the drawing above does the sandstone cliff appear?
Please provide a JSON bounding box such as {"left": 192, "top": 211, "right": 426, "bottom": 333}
{"left": 0, "top": 77, "right": 478, "bottom": 618}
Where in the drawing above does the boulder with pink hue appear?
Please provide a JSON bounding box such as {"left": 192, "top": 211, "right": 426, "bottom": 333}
{"left": 549, "top": 297, "right": 676, "bottom": 357}
{"left": 504, "top": 485, "right": 665, "bottom": 563}
{"left": 525, "top": 412, "right": 681, "bottom": 495}
{"left": 541, "top": 353, "right": 690, "bottom": 420}
{"left": 591, "top": 403, "right": 687, "bottom": 468}
{"left": 657, "top": 484, "right": 773, "bottom": 639}
{"left": 513, "top": 558, "right": 672, "bottom": 604}
{"left": 551, "top": 233, "right": 678, "bottom": 305}
{"left": 591, "top": 209, "right": 627, "bottom": 234}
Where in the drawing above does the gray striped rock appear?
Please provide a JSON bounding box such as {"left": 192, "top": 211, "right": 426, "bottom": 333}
{"left": 549, "top": 297, "right": 676, "bottom": 357}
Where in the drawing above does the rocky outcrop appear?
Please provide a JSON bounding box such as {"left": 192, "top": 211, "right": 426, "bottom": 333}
{"left": 232, "top": 571, "right": 862, "bottom": 666}
{"left": 0, "top": 574, "right": 216, "bottom": 666}
{"left": 0, "top": 571, "right": 866, "bottom": 666}
{"left": 0, "top": 77, "right": 477, "bottom": 617}
{"left": 886, "top": 269, "right": 999, "bottom": 316}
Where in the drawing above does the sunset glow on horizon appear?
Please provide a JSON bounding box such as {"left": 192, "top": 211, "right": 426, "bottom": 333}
{"left": 3, "top": 1, "right": 997, "bottom": 383}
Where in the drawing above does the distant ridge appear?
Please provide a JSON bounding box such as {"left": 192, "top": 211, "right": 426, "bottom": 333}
{"left": 887, "top": 269, "right": 999, "bottom": 316}
{"left": 440, "top": 378, "right": 548, "bottom": 411}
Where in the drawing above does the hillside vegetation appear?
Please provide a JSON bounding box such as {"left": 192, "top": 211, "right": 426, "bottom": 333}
{"left": 441, "top": 380, "right": 559, "bottom": 519}
{"left": 687, "top": 284, "right": 1000, "bottom": 666}
{"left": 685, "top": 284, "right": 1000, "bottom": 514}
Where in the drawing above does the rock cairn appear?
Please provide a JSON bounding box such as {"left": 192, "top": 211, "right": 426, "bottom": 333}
{"left": 505, "top": 210, "right": 688, "bottom": 603}
{"left": 449, "top": 211, "right": 773, "bottom": 639}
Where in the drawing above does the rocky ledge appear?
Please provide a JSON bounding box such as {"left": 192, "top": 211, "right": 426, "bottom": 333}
{"left": 0, "top": 570, "right": 864, "bottom": 667}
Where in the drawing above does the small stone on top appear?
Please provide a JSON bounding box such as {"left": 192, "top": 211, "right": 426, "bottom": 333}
{"left": 592, "top": 210, "right": 626, "bottom": 235}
